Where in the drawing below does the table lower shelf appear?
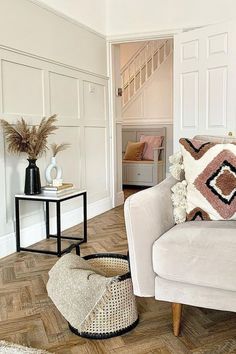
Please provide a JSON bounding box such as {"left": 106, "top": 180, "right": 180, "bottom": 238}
{"left": 19, "top": 237, "right": 84, "bottom": 256}
{"left": 47, "top": 234, "right": 84, "bottom": 241}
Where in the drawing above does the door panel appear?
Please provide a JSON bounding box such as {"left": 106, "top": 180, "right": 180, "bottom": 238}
{"left": 174, "top": 22, "right": 236, "bottom": 150}
{"left": 181, "top": 71, "right": 199, "bottom": 128}
{"left": 206, "top": 66, "right": 227, "bottom": 128}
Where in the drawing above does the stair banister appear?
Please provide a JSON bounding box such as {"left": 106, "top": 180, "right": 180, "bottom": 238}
{"left": 121, "top": 39, "right": 172, "bottom": 108}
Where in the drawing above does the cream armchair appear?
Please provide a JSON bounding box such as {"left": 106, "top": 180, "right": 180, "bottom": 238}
{"left": 124, "top": 138, "right": 236, "bottom": 336}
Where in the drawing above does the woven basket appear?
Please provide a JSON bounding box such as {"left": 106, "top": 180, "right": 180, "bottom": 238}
{"left": 69, "top": 253, "right": 139, "bottom": 339}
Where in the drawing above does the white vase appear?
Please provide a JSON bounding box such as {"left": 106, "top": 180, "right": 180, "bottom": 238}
{"left": 45, "top": 156, "right": 62, "bottom": 185}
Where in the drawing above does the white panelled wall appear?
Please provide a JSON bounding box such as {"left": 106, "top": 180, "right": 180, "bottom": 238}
{"left": 0, "top": 0, "right": 111, "bottom": 258}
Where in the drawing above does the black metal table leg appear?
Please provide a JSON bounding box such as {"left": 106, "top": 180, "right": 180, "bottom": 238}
{"left": 83, "top": 192, "right": 87, "bottom": 243}
{"left": 56, "top": 201, "right": 62, "bottom": 256}
{"left": 76, "top": 245, "right": 80, "bottom": 256}
{"left": 46, "top": 201, "right": 50, "bottom": 239}
{"left": 15, "top": 198, "right": 20, "bottom": 252}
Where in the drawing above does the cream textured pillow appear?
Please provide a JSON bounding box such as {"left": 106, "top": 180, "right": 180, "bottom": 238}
{"left": 171, "top": 180, "right": 187, "bottom": 224}
{"left": 180, "top": 138, "right": 236, "bottom": 221}
{"left": 169, "top": 151, "right": 187, "bottom": 223}
{"left": 169, "top": 151, "right": 184, "bottom": 180}
{"left": 123, "top": 141, "right": 145, "bottom": 161}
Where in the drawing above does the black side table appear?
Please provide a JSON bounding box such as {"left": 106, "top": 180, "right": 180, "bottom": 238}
{"left": 15, "top": 190, "right": 87, "bottom": 257}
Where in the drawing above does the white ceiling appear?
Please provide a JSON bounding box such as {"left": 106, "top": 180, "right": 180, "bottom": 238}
{"left": 37, "top": 0, "right": 107, "bottom": 35}
{"left": 106, "top": 0, "right": 236, "bottom": 37}
{"left": 36, "top": 0, "right": 236, "bottom": 37}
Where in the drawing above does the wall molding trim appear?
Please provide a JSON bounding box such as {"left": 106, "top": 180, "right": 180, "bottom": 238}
{"left": 122, "top": 118, "right": 173, "bottom": 126}
{"left": 27, "top": 0, "right": 106, "bottom": 39}
{"left": 107, "top": 28, "right": 181, "bottom": 43}
{"left": 107, "top": 25, "right": 206, "bottom": 43}
{"left": 0, "top": 44, "right": 109, "bottom": 81}
{"left": 0, "top": 195, "right": 112, "bottom": 259}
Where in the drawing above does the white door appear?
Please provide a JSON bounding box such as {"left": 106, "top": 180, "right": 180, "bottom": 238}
{"left": 174, "top": 22, "right": 236, "bottom": 150}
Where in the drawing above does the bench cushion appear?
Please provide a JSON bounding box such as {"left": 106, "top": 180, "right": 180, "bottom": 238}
{"left": 140, "top": 135, "right": 163, "bottom": 160}
{"left": 123, "top": 141, "right": 145, "bottom": 161}
{"left": 122, "top": 160, "right": 163, "bottom": 164}
{"left": 153, "top": 221, "right": 236, "bottom": 291}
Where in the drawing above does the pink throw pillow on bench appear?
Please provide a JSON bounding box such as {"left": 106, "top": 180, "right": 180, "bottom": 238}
{"left": 140, "top": 135, "right": 163, "bottom": 160}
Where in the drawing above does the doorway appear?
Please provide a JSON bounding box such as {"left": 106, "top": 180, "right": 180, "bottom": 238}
{"left": 109, "top": 37, "right": 174, "bottom": 206}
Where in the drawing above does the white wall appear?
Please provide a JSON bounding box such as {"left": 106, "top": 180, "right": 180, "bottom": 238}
{"left": 33, "top": 0, "right": 107, "bottom": 35}
{"left": 0, "top": 0, "right": 110, "bottom": 258}
{"left": 107, "top": 0, "right": 236, "bottom": 37}
{"left": 120, "top": 42, "right": 147, "bottom": 69}
{"left": 0, "top": 0, "right": 107, "bottom": 76}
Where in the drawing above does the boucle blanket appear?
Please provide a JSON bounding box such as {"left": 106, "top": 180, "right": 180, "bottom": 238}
{"left": 47, "top": 254, "right": 115, "bottom": 332}
{"left": 0, "top": 341, "right": 51, "bottom": 354}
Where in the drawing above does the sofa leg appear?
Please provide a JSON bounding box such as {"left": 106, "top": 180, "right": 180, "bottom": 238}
{"left": 172, "top": 303, "right": 182, "bottom": 336}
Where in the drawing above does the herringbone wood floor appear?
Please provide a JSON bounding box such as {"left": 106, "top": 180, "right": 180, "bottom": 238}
{"left": 0, "top": 189, "right": 236, "bottom": 353}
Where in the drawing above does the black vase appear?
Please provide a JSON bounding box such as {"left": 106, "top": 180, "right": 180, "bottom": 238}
{"left": 24, "top": 159, "right": 41, "bottom": 195}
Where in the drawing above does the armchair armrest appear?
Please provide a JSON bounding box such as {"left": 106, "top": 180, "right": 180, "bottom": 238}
{"left": 124, "top": 176, "right": 176, "bottom": 296}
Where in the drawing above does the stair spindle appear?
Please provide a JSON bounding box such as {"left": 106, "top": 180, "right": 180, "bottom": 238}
{"left": 121, "top": 39, "right": 172, "bottom": 108}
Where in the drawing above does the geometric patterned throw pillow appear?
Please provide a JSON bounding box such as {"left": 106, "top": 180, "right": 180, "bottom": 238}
{"left": 180, "top": 138, "right": 236, "bottom": 221}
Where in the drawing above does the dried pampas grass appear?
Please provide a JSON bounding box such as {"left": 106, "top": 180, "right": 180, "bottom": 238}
{"left": 1, "top": 115, "right": 58, "bottom": 159}
{"left": 51, "top": 143, "right": 70, "bottom": 157}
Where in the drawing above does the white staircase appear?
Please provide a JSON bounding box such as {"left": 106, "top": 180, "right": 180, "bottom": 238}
{"left": 121, "top": 39, "right": 173, "bottom": 108}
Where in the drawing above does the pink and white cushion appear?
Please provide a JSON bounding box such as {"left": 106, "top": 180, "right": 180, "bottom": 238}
{"left": 180, "top": 138, "right": 236, "bottom": 221}
{"left": 139, "top": 135, "right": 163, "bottom": 160}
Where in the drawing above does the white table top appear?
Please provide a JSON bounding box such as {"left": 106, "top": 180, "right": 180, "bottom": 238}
{"left": 15, "top": 189, "right": 86, "bottom": 201}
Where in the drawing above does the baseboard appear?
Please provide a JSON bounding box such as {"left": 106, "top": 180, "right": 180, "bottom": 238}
{"left": 0, "top": 196, "right": 112, "bottom": 259}
{"left": 0, "top": 222, "right": 46, "bottom": 259}
{"left": 115, "top": 191, "right": 124, "bottom": 206}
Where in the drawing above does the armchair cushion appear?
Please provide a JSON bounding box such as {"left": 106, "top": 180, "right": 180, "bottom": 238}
{"left": 153, "top": 220, "right": 236, "bottom": 292}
